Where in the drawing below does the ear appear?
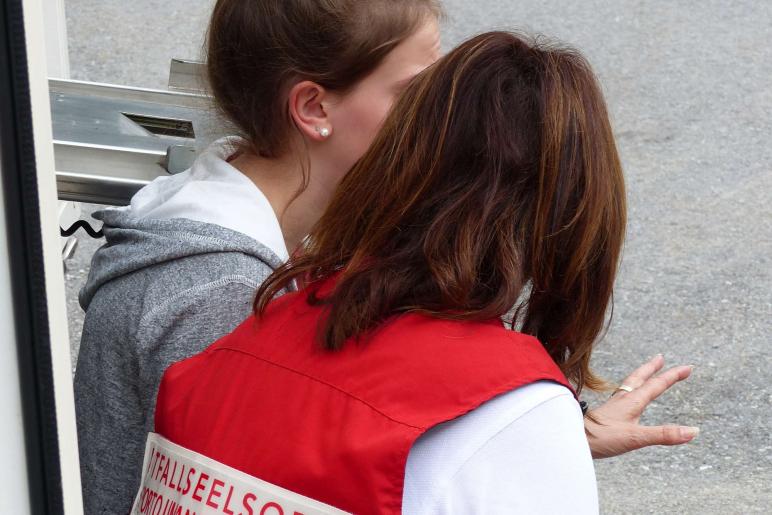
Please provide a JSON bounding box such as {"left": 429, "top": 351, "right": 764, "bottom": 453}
{"left": 288, "top": 80, "right": 333, "bottom": 141}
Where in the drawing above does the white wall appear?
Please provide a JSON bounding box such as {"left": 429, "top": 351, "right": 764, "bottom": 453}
{"left": 0, "top": 148, "right": 32, "bottom": 515}
{"left": 42, "top": 0, "right": 70, "bottom": 78}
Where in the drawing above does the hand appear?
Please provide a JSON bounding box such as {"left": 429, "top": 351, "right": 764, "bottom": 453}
{"left": 585, "top": 354, "right": 698, "bottom": 459}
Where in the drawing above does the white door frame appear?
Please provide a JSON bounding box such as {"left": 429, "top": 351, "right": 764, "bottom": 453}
{"left": 23, "top": 0, "right": 83, "bottom": 508}
{"left": 43, "top": 0, "right": 70, "bottom": 79}
{"left": 1, "top": 0, "right": 85, "bottom": 512}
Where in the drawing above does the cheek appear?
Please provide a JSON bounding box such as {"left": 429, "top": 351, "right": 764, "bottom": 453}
{"left": 334, "top": 90, "right": 395, "bottom": 167}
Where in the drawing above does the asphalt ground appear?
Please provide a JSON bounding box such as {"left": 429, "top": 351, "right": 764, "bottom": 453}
{"left": 63, "top": 1, "right": 771, "bottom": 513}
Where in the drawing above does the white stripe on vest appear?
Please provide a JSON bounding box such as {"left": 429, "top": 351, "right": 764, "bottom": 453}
{"left": 131, "top": 433, "right": 351, "bottom": 515}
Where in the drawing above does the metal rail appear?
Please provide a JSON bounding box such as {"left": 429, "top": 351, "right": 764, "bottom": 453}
{"left": 51, "top": 73, "right": 223, "bottom": 206}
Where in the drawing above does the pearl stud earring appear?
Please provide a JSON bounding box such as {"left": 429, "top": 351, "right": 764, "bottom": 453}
{"left": 316, "top": 127, "right": 331, "bottom": 138}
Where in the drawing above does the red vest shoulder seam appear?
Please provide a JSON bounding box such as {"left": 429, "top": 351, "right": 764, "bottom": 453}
{"left": 210, "top": 346, "right": 427, "bottom": 431}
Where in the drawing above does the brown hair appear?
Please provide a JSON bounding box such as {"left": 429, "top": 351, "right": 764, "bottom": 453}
{"left": 255, "top": 32, "right": 627, "bottom": 393}
{"left": 206, "top": 0, "right": 442, "bottom": 158}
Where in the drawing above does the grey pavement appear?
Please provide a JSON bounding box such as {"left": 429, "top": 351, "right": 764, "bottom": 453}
{"left": 63, "top": 1, "right": 771, "bottom": 513}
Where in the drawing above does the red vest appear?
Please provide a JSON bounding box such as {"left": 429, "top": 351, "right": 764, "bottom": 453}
{"left": 155, "top": 282, "right": 572, "bottom": 514}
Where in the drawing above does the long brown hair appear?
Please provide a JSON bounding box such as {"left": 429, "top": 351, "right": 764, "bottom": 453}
{"left": 206, "top": 0, "right": 442, "bottom": 158}
{"left": 255, "top": 32, "right": 627, "bottom": 392}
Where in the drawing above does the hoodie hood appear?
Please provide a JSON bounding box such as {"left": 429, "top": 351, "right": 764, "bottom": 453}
{"left": 122, "top": 137, "right": 289, "bottom": 262}
{"left": 79, "top": 209, "right": 285, "bottom": 310}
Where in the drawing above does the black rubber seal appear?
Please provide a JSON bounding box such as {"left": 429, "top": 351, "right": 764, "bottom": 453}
{"left": 0, "top": 1, "right": 65, "bottom": 513}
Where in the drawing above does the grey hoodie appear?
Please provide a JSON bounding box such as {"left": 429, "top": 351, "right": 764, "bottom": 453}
{"left": 74, "top": 208, "right": 286, "bottom": 515}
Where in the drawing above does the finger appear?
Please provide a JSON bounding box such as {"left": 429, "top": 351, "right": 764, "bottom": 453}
{"left": 630, "top": 365, "right": 693, "bottom": 405}
{"left": 635, "top": 425, "right": 700, "bottom": 450}
{"left": 620, "top": 354, "right": 666, "bottom": 389}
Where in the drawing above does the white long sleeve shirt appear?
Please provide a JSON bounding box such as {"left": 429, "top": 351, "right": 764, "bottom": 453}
{"left": 404, "top": 381, "right": 598, "bottom": 513}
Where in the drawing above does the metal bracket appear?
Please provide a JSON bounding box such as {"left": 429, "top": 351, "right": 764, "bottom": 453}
{"left": 168, "top": 58, "right": 209, "bottom": 94}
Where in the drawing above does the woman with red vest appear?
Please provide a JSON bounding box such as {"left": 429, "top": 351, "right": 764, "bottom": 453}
{"left": 146, "top": 32, "right": 652, "bottom": 513}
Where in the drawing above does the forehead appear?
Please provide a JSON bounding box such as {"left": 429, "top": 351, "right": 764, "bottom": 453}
{"left": 370, "top": 17, "right": 442, "bottom": 82}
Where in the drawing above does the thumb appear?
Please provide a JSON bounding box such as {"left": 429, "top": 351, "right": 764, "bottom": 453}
{"left": 637, "top": 425, "right": 700, "bottom": 449}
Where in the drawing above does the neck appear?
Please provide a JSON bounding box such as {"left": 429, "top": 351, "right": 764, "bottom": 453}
{"left": 230, "top": 149, "right": 333, "bottom": 254}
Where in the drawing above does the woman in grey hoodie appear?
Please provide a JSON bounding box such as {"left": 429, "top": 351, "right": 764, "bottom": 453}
{"left": 74, "top": 1, "right": 695, "bottom": 514}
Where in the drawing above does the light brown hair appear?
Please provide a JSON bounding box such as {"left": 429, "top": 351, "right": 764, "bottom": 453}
{"left": 256, "top": 32, "right": 627, "bottom": 393}
{"left": 206, "top": 0, "right": 442, "bottom": 158}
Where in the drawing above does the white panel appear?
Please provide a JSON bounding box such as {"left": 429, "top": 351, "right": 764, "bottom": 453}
{"left": 23, "top": 0, "right": 84, "bottom": 512}
{"left": 0, "top": 149, "right": 32, "bottom": 515}
{"left": 42, "top": 0, "right": 70, "bottom": 78}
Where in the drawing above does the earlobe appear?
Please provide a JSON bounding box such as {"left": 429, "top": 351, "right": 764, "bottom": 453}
{"left": 288, "top": 80, "right": 333, "bottom": 142}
